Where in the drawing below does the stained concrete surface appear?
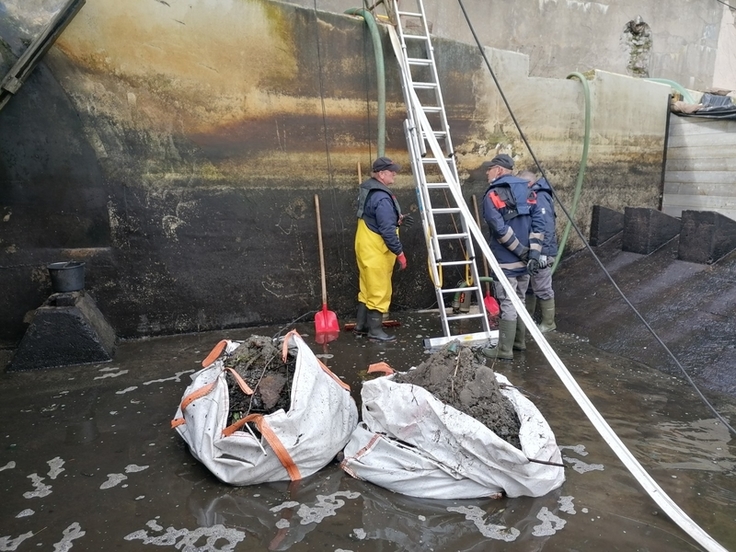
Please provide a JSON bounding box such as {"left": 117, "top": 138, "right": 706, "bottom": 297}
{"left": 554, "top": 233, "right": 736, "bottom": 399}
{"left": 1, "top": 310, "right": 735, "bottom": 551}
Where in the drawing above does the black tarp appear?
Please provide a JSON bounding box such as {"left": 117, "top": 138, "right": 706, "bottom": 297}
{"left": 675, "top": 92, "right": 736, "bottom": 120}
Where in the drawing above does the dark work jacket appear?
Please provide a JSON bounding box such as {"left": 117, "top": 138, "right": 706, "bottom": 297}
{"left": 356, "top": 178, "right": 403, "bottom": 255}
{"left": 482, "top": 174, "right": 545, "bottom": 277}
{"left": 531, "top": 178, "right": 558, "bottom": 257}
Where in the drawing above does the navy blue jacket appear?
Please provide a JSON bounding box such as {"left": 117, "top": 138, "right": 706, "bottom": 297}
{"left": 482, "top": 174, "right": 545, "bottom": 277}
{"left": 531, "top": 178, "right": 558, "bottom": 257}
{"left": 356, "top": 178, "right": 403, "bottom": 255}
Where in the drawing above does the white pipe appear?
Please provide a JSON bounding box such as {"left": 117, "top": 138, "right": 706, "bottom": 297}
{"left": 387, "top": 25, "right": 727, "bottom": 552}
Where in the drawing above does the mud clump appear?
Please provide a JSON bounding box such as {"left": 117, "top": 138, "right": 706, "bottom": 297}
{"left": 392, "top": 342, "right": 522, "bottom": 450}
{"left": 223, "top": 336, "right": 296, "bottom": 427}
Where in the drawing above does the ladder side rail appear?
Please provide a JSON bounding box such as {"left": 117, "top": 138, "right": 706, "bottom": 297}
{"left": 390, "top": 14, "right": 464, "bottom": 266}
{"left": 403, "top": 120, "right": 444, "bottom": 293}
{"left": 392, "top": 1, "right": 429, "bottom": 159}
{"left": 402, "top": 123, "right": 445, "bottom": 267}
{"left": 388, "top": 8, "right": 492, "bottom": 341}
{"left": 390, "top": 24, "right": 446, "bottom": 268}
{"left": 389, "top": 10, "right": 447, "bottom": 328}
{"left": 404, "top": 9, "right": 461, "bottom": 198}
{"left": 413, "top": 2, "right": 456, "bottom": 163}
{"left": 402, "top": 0, "right": 458, "bottom": 176}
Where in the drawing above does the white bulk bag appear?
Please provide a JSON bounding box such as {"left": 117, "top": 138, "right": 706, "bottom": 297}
{"left": 341, "top": 368, "right": 565, "bottom": 499}
{"left": 172, "top": 330, "right": 358, "bottom": 485}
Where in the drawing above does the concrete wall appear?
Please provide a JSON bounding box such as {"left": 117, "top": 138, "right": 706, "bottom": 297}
{"left": 663, "top": 114, "right": 736, "bottom": 221}
{"left": 289, "top": 0, "right": 735, "bottom": 90}
{"left": 714, "top": 5, "right": 736, "bottom": 90}
{"left": 0, "top": 0, "right": 671, "bottom": 345}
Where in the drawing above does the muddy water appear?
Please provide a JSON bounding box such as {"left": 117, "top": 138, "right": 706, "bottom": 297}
{"left": 0, "top": 311, "right": 734, "bottom": 551}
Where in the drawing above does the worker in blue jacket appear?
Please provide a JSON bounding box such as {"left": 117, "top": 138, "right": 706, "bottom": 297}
{"left": 354, "top": 157, "right": 413, "bottom": 342}
{"left": 519, "top": 171, "right": 558, "bottom": 333}
{"left": 481, "top": 154, "right": 545, "bottom": 360}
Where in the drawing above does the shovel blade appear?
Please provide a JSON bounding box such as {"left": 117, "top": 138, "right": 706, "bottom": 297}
{"left": 315, "top": 304, "right": 340, "bottom": 334}
{"left": 484, "top": 294, "right": 500, "bottom": 317}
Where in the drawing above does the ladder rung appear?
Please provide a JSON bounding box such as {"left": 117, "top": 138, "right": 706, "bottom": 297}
{"left": 423, "top": 331, "right": 498, "bottom": 350}
{"left": 423, "top": 131, "right": 447, "bottom": 139}
{"left": 422, "top": 106, "right": 442, "bottom": 113}
{"left": 413, "top": 82, "right": 438, "bottom": 90}
{"left": 431, "top": 207, "right": 462, "bottom": 215}
{"left": 434, "top": 259, "right": 474, "bottom": 267}
{"left": 421, "top": 158, "right": 455, "bottom": 165}
{"left": 397, "top": 10, "right": 422, "bottom": 18}
{"left": 403, "top": 33, "right": 429, "bottom": 40}
{"left": 407, "top": 58, "right": 432, "bottom": 66}
{"left": 422, "top": 157, "right": 452, "bottom": 168}
{"left": 425, "top": 182, "right": 451, "bottom": 189}
{"left": 436, "top": 232, "right": 469, "bottom": 240}
{"left": 446, "top": 312, "right": 487, "bottom": 322}
{"left": 441, "top": 285, "right": 483, "bottom": 294}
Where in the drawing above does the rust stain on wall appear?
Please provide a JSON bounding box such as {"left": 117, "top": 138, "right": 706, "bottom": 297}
{"left": 50, "top": 0, "right": 402, "bottom": 187}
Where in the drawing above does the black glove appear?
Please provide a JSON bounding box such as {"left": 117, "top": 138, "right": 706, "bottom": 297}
{"left": 527, "top": 258, "right": 540, "bottom": 276}
{"left": 400, "top": 214, "right": 414, "bottom": 229}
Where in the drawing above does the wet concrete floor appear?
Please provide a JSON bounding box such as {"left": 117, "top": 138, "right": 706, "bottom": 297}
{"left": 1, "top": 311, "right": 735, "bottom": 551}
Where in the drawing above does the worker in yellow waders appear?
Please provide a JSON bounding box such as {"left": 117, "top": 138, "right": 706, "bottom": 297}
{"left": 354, "top": 157, "right": 412, "bottom": 341}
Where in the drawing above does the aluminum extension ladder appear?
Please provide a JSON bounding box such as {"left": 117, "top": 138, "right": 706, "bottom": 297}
{"left": 382, "top": 0, "right": 495, "bottom": 349}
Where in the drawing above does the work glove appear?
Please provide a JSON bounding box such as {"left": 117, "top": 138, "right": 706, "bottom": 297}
{"left": 396, "top": 252, "right": 408, "bottom": 270}
{"left": 400, "top": 213, "right": 414, "bottom": 228}
{"left": 538, "top": 255, "right": 549, "bottom": 269}
{"left": 527, "top": 258, "right": 540, "bottom": 276}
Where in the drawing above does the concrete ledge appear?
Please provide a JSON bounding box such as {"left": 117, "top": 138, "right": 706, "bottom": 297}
{"left": 589, "top": 205, "right": 624, "bottom": 246}
{"left": 678, "top": 210, "right": 736, "bottom": 264}
{"left": 622, "top": 207, "right": 681, "bottom": 254}
{"left": 7, "top": 292, "right": 116, "bottom": 371}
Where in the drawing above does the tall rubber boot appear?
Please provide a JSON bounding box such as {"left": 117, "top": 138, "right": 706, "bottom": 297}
{"left": 538, "top": 298, "right": 557, "bottom": 333}
{"left": 354, "top": 302, "right": 368, "bottom": 336}
{"left": 526, "top": 294, "right": 537, "bottom": 321}
{"left": 482, "top": 319, "right": 515, "bottom": 360}
{"left": 513, "top": 320, "right": 526, "bottom": 351}
{"left": 367, "top": 309, "right": 395, "bottom": 342}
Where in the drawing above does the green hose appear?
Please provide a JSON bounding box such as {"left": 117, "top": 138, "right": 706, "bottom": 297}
{"left": 452, "top": 276, "right": 494, "bottom": 305}
{"left": 345, "top": 8, "right": 386, "bottom": 157}
{"left": 554, "top": 72, "right": 592, "bottom": 275}
{"left": 644, "top": 78, "right": 696, "bottom": 105}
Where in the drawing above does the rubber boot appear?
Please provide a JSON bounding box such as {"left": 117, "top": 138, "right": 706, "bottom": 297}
{"left": 513, "top": 320, "right": 526, "bottom": 351}
{"left": 526, "top": 294, "right": 537, "bottom": 321}
{"left": 538, "top": 298, "right": 557, "bottom": 333}
{"left": 354, "top": 302, "right": 368, "bottom": 336}
{"left": 482, "top": 319, "right": 515, "bottom": 360}
{"left": 367, "top": 309, "right": 395, "bottom": 342}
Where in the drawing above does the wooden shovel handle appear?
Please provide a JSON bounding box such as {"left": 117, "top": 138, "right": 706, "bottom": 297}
{"left": 472, "top": 195, "right": 491, "bottom": 283}
{"left": 314, "top": 194, "right": 328, "bottom": 305}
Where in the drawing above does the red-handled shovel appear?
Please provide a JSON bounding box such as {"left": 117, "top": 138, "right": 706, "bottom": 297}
{"left": 314, "top": 194, "right": 339, "bottom": 343}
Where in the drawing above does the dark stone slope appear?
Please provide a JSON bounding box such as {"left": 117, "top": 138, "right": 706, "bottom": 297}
{"left": 554, "top": 233, "right": 736, "bottom": 400}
